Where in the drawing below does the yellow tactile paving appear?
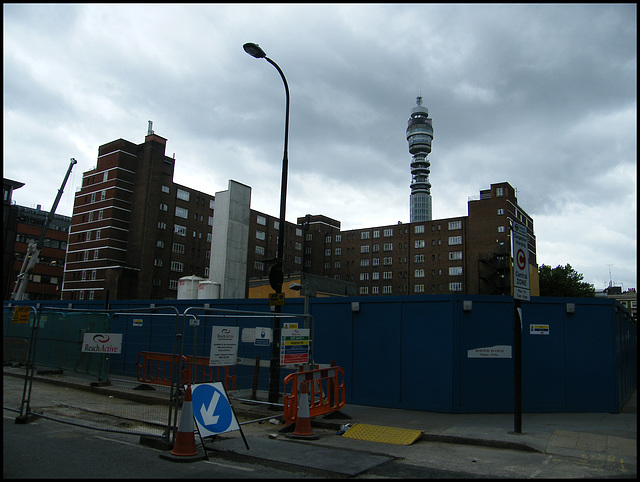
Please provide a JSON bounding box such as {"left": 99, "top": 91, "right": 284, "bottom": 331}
{"left": 341, "top": 423, "right": 423, "bottom": 445}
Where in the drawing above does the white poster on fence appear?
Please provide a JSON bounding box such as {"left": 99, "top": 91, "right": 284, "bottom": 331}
{"left": 209, "top": 326, "right": 239, "bottom": 366}
{"left": 81, "top": 333, "right": 123, "bottom": 354}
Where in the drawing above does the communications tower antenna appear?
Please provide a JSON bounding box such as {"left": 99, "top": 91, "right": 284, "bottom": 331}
{"left": 406, "top": 95, "right": 434, "bottom": 222}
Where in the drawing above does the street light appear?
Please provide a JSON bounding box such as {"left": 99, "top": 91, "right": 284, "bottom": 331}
{"left": 244, "top": 42, "right": 290, "bottom": 404}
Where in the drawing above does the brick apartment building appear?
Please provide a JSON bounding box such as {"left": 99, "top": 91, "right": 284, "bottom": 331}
{"left": 54, "top": 128, "right": 538, "bottom": 301}
{"left": 3, "top": 177, "right": 71, "bottom": 300}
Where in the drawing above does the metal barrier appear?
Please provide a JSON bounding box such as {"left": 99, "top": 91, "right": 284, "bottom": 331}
{"left": 137, "top": 351, "right": 236, "bottom": 392}
{"left": 3, "top": 338, "right": 28, "bottom": 365}
{"left": 283, "top": 365, "right": 346, "bottom": 424}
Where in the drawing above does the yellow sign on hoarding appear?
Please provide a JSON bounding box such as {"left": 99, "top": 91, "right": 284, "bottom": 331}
{"left": 12, "top": 306, "right": 30, "bottom": 323}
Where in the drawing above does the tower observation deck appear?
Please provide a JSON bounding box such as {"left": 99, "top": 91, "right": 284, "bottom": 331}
{"left": 406, "top": 96, "right": 433, "bottom": 222}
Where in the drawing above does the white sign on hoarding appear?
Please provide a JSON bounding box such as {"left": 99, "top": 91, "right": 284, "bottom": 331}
{"left": 512, "top": 222, "right": 530, "bottom": 301}
{"left": 209, "top": 326, "right": 239, "bottom": 366}
{"left": 467, "top": 345, "right": 512, "bottom": 358}
{"left": 81, "top": 333, "right": 123, "bottom": 354}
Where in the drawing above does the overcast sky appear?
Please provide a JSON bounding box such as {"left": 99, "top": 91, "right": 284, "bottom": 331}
{"left": 3, "top": 4, "right": 636, "bottom": 292}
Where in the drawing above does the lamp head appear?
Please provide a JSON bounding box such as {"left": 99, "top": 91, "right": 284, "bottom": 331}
{"left": 243, "top": 43, "right": 267, "bottom": 59}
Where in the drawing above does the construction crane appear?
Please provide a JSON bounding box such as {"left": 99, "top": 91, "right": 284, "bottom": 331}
{"left": 10, "top": 158, "right": 77, "bottom": 300}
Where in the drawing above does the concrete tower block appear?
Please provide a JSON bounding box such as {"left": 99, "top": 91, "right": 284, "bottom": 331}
{"left": 209, "top": 180, "right": 251, "bottom": 298}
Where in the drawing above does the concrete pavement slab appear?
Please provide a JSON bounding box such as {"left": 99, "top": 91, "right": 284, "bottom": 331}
{"left": 205, "top": 434, "right": 395, "bottom": 476}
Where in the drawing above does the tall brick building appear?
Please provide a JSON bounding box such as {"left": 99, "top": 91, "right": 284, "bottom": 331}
{"left": 58, "top": 126, "right": 538, "bottom": 301}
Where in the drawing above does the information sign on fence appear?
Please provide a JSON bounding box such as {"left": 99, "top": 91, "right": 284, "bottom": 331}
{"left": 254, "top": 327, "right": 271, "bottom": 346}
{"left": 12, "top": 306, "right": 30, "bottom": 323}
{"left": 81, "top": 333, "right": 123, "bottom": 353}
{"left": 280, "top": 328, "right": 310, "bottom": 365}
{"left": 209, "top": 326, "right": 239, "bottom": 366}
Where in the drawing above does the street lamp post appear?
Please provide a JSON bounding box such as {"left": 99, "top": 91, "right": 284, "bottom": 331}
{"left": 244, "top": 43, "right": 290, "bottom": 404}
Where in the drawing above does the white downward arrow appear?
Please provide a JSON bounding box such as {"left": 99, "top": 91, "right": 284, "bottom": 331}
{"left": 201, "top": 390, "right": 220, "bottom": 425}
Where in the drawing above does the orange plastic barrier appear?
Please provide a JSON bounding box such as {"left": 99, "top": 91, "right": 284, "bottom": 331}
{"left": 137, "top": 351, "right": 185, "bottom": 387}
{"left": 185, "top": 355, "right": 237, "bottom": 392}
{"left": 283, "top": 366, "right": 346, "bottom": 424}
{"left": 136, "top": 351, "right": 236, "bottom": 392}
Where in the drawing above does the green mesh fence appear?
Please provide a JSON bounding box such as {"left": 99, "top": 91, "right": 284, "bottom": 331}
{"left": 3, "top": 308, "right": 110, "bottom": 380}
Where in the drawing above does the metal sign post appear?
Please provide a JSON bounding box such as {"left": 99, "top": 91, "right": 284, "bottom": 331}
{"left": 512, "top": 222, "right": 529, "bottom": 434}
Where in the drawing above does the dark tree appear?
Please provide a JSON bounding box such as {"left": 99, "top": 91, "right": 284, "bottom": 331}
{"left": 538, "top": 264, "right": 595, "bottom": 297}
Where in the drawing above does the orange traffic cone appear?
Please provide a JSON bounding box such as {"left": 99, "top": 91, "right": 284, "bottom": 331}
{"left": 286, "top": 379, "right": 319, "bottom": 440}
{"left": 160, "top": 384, "right": 206, "bottom": 462}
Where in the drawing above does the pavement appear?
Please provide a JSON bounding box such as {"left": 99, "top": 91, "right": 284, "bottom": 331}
{"left": 3, "top": 365, "right": 637, "bottom": 478}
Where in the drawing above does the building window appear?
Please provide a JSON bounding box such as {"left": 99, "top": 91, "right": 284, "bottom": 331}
{"left": 373, "top": 230, "right": 380, "bottom": 238}
{"left": 157, "top": 240, "right": 164, "bottom": 248}
{"left": 449, "top": 251, "right": 463, "bottom": 260}
{"left": 414, "top": 225, "right": 425, "bottom": 234}
{"left": 449, "top": 282, "right": 463, "bottom": 291}
{"left": 162, "top": 185, "right": 170, "bottom": 194}
{"left": 415, "top": 240, "right": 425, "bottom": 249}
{"left": 94, "top": 249, "right": 99, "bottom": 259}
{"left": 335, "top": 234, "right": 341, "bottom": 242}
{"left": 360, "top": 272, "right": 369, "bottom": 281}
{"left": 415, "top": 254, "right": 425, "bottom": 263}
{"left": 325, "top": 248, "right": 332, "bottom": 257}
{"left": 360, "top": 259, "right": 370, "bottom": 267}
{"left": 172, "top": 243, "right": 185, "bottom": 254}
{"left": 257, "top": 215, "right": 266, "bottom": 225}
{"left": 175, "top": 206, "right": 188, "bottom": 219}
{"left": 84, "top": 250, "right": 89, "bottom": 261}
{"left": 335, "top": 247, "right": 341, "bottom": 255}
{"left": 176, "top": 189, "right": 190, "bottom": 201}
{"left": 449, "top": 266, "right": 463, "bottom": 276}
{"left": 154, "top": 259, "right": 163, "bottom": 267}
{"left": 415, "top": 269, "right": 425, "bottom": 278}
{"left": 383, "top": 257, "right": 393, "bottom": 266}
{"left": 158, "top": 221, "right": 166, "bottom": 229}
{"left": 170, "top": 261, "right": 184, "bottom": 272}
{"left": 383, "top": 271, "right": 393, "bottom": 280}
{"left": 256, "top": 245, "right": 265, "bottom": 256}
{"left": 169, "top": 279, "right": 178, "bottom": 290}
{"left": 174, "top": 224, "right": 187, "bottom": 236}
{"left": 497, "top": 208, "right": 504, "bottom": 215}
{"left": 383, "top": 228, "right": 393, "bottom": 237}
{"left": 414, "top": 284, "right": 425, "bottom": 293}
{"left": 498, "top": 226, "right": 505, "bottom": 233}
{"left": 361, "top": 245, "right": 370, "bottom": 253}
{"left": 448, "top": 236, "right": 462, "bottom": 245}
{"left": 254, "top": 261, "right": 264, "bottom": 271}
{"left": 383, "top": 243, "right": 393, "bottom": 252}
{"left": 383, "top": 286, "right": 392, "bottom": 294}
{"left": 361, "top": 231, "right": 370, "bottom": 239}
{"left": 448, "top": 220, "right": 462, "bottom": 230}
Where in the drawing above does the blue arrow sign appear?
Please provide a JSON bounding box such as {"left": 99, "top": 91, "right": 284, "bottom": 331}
{"left": 191, "top": 382, "right": 240, "bottom": 437}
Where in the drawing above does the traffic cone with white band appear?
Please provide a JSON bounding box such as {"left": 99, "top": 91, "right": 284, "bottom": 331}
{"left": 286, "top": 379, "right": 319, "bottom": 440}
{"left": 160, "top": 384, "right": 206, "bottom": 462}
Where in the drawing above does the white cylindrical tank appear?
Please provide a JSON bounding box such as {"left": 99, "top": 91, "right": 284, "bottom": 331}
{"left": 198, "top": 280, "right": 221, "bottom": 299}
{"left": 177, "top": 275, "right": 205, "bottom": 299}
